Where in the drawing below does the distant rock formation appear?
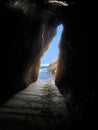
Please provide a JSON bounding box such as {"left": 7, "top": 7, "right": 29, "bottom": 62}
{"left": 47, "top": 60, "right": 57, "bottom": 75}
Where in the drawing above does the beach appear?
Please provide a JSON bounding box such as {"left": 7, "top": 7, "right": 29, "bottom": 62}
{"left": 0, "top": 79, "right": 68, "bottom": 130}
{"left": 0, "top": 65, "right": 69, "bottom": 129}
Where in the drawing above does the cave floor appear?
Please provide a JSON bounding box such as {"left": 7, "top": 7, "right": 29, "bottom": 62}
{"left": 0, "top": 81, "right": 69, "bottom": 130}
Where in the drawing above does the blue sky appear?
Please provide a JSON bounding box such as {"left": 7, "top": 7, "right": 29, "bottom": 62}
{"left": 41, "top": 24, "right": 63, "bottom": 65}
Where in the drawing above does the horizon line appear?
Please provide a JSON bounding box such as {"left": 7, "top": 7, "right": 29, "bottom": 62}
{"left": 41, "top": 63, "right": 49, "bottom": 66}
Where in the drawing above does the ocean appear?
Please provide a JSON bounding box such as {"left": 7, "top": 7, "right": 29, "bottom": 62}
{"left": 38, "top": 65, "right": 55, "bottom": 81}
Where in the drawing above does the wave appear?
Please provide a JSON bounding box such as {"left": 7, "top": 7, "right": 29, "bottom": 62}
{"left": 41, "top": 63, "right": 49, "bottom": 67}
{"left": 39, "top": 64, "right": 49, "bottom": 72}
{"left": 39, "top": 68, "right": 47, "bottom": 72}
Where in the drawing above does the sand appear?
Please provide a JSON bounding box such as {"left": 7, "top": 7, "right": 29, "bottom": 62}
{"left": 0, "top": 80, "right": 69, "bottom": 130}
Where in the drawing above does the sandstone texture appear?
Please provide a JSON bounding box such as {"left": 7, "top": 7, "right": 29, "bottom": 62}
{"left": 47, "top": 60, "right": 57, "bottom": 75}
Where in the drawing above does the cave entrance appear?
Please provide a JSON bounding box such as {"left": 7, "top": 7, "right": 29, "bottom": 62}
{"left": 38, "top": 24, "right": 63, "bottom": 81}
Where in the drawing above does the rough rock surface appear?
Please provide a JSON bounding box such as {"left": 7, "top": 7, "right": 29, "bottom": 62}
{"left": 47, "top": 60, "right": 57, "bottom": 75}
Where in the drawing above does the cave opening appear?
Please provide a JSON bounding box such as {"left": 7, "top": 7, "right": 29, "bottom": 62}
{"left": 38, "top": 24, "right": 63, "bottom": 81}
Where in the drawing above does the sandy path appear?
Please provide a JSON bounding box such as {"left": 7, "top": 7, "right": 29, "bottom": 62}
{"left": 0, "top": 80, "right": 69, "bottom": 130}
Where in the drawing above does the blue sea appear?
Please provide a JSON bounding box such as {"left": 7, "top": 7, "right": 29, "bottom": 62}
{"left": 38, "top": 65, "right": 55, "bottom": 81}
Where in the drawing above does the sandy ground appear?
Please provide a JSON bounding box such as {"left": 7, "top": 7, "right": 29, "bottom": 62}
{"left": 0, "top": 80, "right": 69, "bottom": 130}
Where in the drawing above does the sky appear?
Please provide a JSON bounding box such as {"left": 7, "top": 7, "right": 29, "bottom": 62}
{"left": 41, "top": 24, "right": 63, "bottom": 65}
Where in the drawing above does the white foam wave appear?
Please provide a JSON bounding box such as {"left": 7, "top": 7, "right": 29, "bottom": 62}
{"left": 41, "top": 63, "right": 49, "bottom": 67}
{"left": 39, "top": 68, "right": 47, "bottom": 72}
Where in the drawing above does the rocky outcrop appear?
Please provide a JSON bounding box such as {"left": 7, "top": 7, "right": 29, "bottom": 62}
{"left": 47, "top": 60, "right": 57, "bottom": 75}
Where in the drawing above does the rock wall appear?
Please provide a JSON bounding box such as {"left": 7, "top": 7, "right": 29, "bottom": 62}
{"left": 55, "top": 1, "right": 93, "bottom": 127}
{"left": 0, "top": 0, "right": 59, "bottom": 100}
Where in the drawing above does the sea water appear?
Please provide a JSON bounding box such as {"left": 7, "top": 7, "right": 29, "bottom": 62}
{"left": 38, "top": 65, "right": 54, "bottom": 81}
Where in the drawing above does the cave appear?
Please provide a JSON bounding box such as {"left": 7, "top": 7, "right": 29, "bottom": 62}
{"left": 0, "top": 0, "right": 94, "bottom": 130}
